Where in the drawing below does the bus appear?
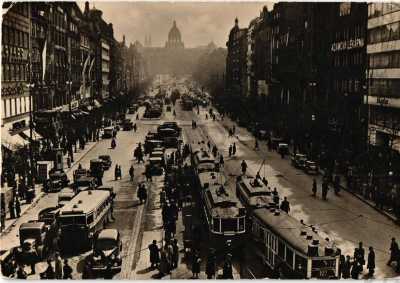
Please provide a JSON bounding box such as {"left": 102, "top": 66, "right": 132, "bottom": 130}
{"left": 58, "top": 189, "right": 113, "bottom": 252}
{"left": 251, "top": 207, "right": 339, "bottom": 279}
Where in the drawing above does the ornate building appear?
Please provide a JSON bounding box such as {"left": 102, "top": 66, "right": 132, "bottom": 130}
{"left": 165, "top": 20, "right": 184, "bottom": 49}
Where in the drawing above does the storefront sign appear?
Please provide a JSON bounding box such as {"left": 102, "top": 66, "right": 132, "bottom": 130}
{"left": 2, "top": 45, "right": 28, "bottom": 61}
{"left": 364, "top": 95, "right": 400, "bottom": 108}
{"left": 331, "top": 38, "right": 364, "bottom": 52}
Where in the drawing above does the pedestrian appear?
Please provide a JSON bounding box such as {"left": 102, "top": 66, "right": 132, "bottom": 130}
{"left": 63, "top": 259, "right": 73, "bottom": 279}
{"left": 1, "top": 207, "right": 6, "bottom": 232}
{"left": 192, "top": 251, "right": 201, "bottom": 279}
{"left": 367, "top": 246, "right": 375, "bottom": 277}
{"left": 133, "top": 123, "right": 137, "bottom": 132}
{"left": 232, "top": 142, "right": 236, "bottom": 156}
{"left": 223, "top": 254, "right": 234, "bottom": 279}
{"left": 206, "top": 248, "right": 216, "bottom": 279}
{"left": 322, "top": 181, "right": 328, "bottom": 200}
{"left": 136, "top": 113, "right": 139, "bottom": 120}
{"left": 9, "top": 199, "right": 15, "bottom": 219}
{"left": 111, "top": 137, "right": 116, "bottom": 149}
{"left": 145, "top": 167, "right": 152, "bottom": 182}
{"left": 114, "top": 164, "right": 119, "bottom": 181}
{"left": 117, "top": 165, "right": 122, "bottom": 180}
{"left": 255, "top": 139, "right": 259, "bottom": 150}
{"left": 16, "top": 264, "right": 27, "bottom": 279}
{"left": 67, "top": 156, "right": 71, "bottom": 168}
{"left": 228, "top": 144, "right": 232, "bottom": 157}
{"left": 280, "top": 197, "right": 290, "bottom": 213}
{"left": 159, "top": 249, "right": 170, "bottom": 277}
{"left": 350, "top": 261, "right": 361, "bottom": 279}
{"left": 129, "top": 165, "right": 134, "bottom": 181}
{"left": 41, "top": 259, "right": 55, "bottom": 279}
{"left": 137, "top": 184, "right": 147, "bottom": 204}
{"left": 207, "top": 141, "right": 211, "bottom": 149}
{"left": 342, "top": 255, "right": 351, "bottom": 279}
{"left": 219, "top": 154, "right": 224, "bottom": 166}
{"left": 241, "top": 160, "right": 247, "bottom": 175}
{"left": 312, "top": 179, "right": 317, "bottom": 197}
{"left": 160, "top": 190, "right": 166, "bottom": 207}
{"left": 171, "top": 239, "right": 179, "bottom": 269}
{"left": 354, "top": 242, "right": 365, "bottom": 271}
{"left": 273, "top": 187, "right": 279, "bottom": 206}
{"left": 212, "top": 145, "right": 218, "bottom": 157}
{"left": 388, "top": 237, "right": 399, "bottom": 267}
{"left": 149, "top": 240, "right": 160, "bottom": 268}
{"left": 54, "top": 252, "right": 63, "bottom": 279}
{"left": 15, "top": 198, "right": 21, "bottom": 218}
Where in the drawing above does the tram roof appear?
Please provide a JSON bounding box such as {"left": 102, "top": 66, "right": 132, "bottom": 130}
{"left": 205, "top": 182, "right": 243, "bottom": 217}
{"left": 238, "top": 176, "right": 270, "bottom": 194}
{"left": 59, "top": 190, "right": 110, "bottom": 215}
{"left": 253, "top": 208, "right": 331, "bottom": 255}
{"left": 198, "top": 172, "right": 225, "bottom": 188}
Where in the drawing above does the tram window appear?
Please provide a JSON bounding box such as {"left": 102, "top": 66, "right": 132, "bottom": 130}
{"left": 295, "top": 254, "right": 307, "bottom": 276}
{"left": 239, "top": 217, "right": 245, "bottom": 231}
{"left": 87, "top": 213, "right": 94, "bottom": 224}
{"left": 286, "top": 247, "right": 294, "bottom": 268}
{"left": 278, "top": 240, "right": 285, "bottom": 259}
{"left": 259, "top": 227, "right": 264, "bottom": 239}
{"left": 213, "top": 218, "right": 220, "bottom": 232}
{"left": 75, "top": 215, "right": 86, "bottom": 225}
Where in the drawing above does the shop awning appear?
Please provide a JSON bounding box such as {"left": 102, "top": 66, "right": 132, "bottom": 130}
{"left": 1, "top": 128, "right": 28, "bottom": 150}
{"left": 20, "top": 129, "right": 43, "bottom": 141}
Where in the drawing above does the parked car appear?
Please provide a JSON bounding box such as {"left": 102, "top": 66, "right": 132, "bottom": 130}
{"left": 45, "top": 170, "right": 69, "bottom": 192}
{"left": 291, "top": 153, "right": 308, "bottom": 169}
{"left": 74, "top": 175, "right": 97, "bottom": 191}
{"left": 122, "top": 119, "right": 134, "bottom": 131}
{"left": 102, "top": 127, "right": 114, "bottom": 139}
{"left": 86, "top": 229, "right": 122, "bottom": 274}
{"left": 304, "top": 160, "right": 319, "bottom": 175}
{"left": 98, "top": 155, "right": 112, "bottom": 170}
{"left": 278, "top": 143, "right": 289, "bottom": 156}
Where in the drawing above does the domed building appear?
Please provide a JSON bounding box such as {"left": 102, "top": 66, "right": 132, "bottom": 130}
{"left": 165, "top": 20, "right": 184, "bottom": 49}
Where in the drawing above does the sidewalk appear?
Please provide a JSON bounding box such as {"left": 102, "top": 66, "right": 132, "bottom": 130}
{"left": 209, "top": 107, "right": 399, "bottom": 224}
{"left": 1, "top": 140, "right": 98, "bottom": 235}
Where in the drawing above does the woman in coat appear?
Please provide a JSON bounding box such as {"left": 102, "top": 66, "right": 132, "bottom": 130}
{"left": 192, "top": 251, "right": 201, "bottom": 279}
{"left": 159, "top": 249, "right": 170, "bottom": 277}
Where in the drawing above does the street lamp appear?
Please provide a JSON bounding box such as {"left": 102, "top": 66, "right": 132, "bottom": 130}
{"left": 66, "top": 80, "right": 73, "bottom": 112}
{"left": 27, "top": 82, "right": 35, "bottom": 186}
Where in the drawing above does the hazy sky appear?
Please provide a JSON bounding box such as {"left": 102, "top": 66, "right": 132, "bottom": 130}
{"left": 78, "top": 2, "right": 274, "bottom": 48}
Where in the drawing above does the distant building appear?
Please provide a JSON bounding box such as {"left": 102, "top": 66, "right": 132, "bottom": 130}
{"left": 165, "top": 20, "right": 184, "bottom": 49}
{"left": 366, "top": 3, "right": 400, "bottom": 154}
{"left": 140, "top": 20, "right": 216, "bottom": 77}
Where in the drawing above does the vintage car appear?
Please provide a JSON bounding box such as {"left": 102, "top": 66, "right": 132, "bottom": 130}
{"left": 38, "top": 206, "right": 59, "bottom": 229}
{"left": 73, "top": 168, "right": 90, "bottom": 183}
{"left": 121, "top": 119, "right": 134, "bottom": 131}
{"left": 90, "top": 159, "right": 105, "bottom": 178}
{"left": 164, "top": 136, "right": 180, "bottom": 148}
{"left": 102, "top": 127, "right": 114, "bottom": 139}
{"left": 45, "top": 170, "right": 69, "bottom": 192}
{"left": 19, "top": 221, "right": 49, "bottom": 260}
{"left": 291, "top": 153, "right": 308, "bottom": 169}
{"left": 144, "top": 139, "right": 164, "bottom": 155}
{"left": 304, "top": 160, "right": 319, "bottom": 175}
{"left": 86, "top": 229, "right": 122, "bottom": 274}
{"left": 158, "top": 122, "right": 181, "bottom": 133}
{"left": 74, "top": 175, "right": 97, "bottom": 191}
{"left": 98, "top": 155, "right": 112, "bottom": 170}
{"left": 58, "top": 188, "right": 76, "bottom": 207}
{"left": 278, "top": 143, "right": 289, "bottom": 156}
{"left": 158, "top": 128, "right": 179, "bottom": 138}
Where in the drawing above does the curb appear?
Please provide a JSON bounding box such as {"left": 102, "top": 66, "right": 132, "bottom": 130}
{"left": 0, "top": 141, "right": 99, "bottom": 235}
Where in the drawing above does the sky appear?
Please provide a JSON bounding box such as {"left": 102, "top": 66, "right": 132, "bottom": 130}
{"left": 78, "top": 1, "right": 274, "bottom": 48}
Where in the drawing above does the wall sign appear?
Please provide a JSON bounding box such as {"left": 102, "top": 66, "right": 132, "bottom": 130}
{"left": 331, "top": 38, "right": 364, "bottom": 52}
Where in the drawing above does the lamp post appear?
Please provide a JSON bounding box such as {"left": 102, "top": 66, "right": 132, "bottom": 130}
{"left": 27, "top": 82, "right": 35, "bottom": 186}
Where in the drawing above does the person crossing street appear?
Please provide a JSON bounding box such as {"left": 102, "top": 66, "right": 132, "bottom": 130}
{"left": 129, "top": 165, "right": 135, "bottom": 181}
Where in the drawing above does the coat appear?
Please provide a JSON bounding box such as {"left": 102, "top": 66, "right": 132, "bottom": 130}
{"left": 159, "top": 251, "right": 170, "bottom": 275}
{"left": 149, "top": 243, "right": 160, "bottom": 264}
{"left": 192, "top": 255, "right": 201, "bottom": 274}
{"left": 368, "top": 251, "right": 375, "bottom": 269}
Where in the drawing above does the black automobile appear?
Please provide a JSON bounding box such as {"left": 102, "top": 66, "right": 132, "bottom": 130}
{"left": 45, "top": 170, "right": 69, "bottom": 192}
{"left": 121, "top": 119, "right": 134, "bottom": 131}
{"left": 291, "top": 153, "right": 308, "bottom": 169}
{"left": 98, "top": 155, "right": 112, "bottom": 170}
{"left": 304, "top": 160, "right": 319, "bottom": 175}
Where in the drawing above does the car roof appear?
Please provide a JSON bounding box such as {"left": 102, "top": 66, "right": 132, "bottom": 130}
{"left": 20, "top": 221, "right": 45, "bottom": 230}
{"left": 98, "top": 229, "right": 118, "bottom": 240}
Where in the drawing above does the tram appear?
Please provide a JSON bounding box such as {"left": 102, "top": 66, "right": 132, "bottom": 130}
{"left": 198, "top": 171, "right": 246, "bottom": 245}
{"left": 236, "top": 175, "right": 273, "bottom": 210}
{"left": 251, "top": 207, "right": 340, "bottom": 279}
{"left": 58, "top": 189, "right": 113, "bottom": 252}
